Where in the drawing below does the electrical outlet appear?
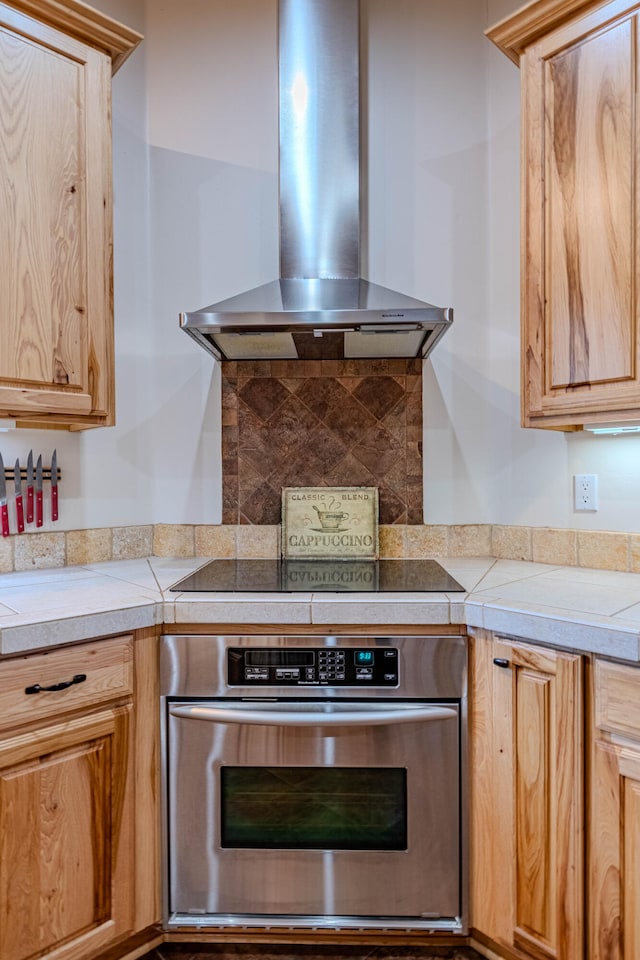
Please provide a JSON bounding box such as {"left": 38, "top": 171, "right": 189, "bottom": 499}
{"left": 574, "top": 474, "right": 598, "bottom": 511}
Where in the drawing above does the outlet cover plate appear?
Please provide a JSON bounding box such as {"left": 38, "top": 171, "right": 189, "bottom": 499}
{"left": 574, "top": 474, "right": 598, "bottom": 511}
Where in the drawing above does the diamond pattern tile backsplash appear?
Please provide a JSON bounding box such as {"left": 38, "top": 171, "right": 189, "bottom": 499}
{"left": 222, "top": 359, "right": 423, "bottom": 525}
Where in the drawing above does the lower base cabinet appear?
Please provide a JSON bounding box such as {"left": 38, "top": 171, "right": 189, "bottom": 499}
{"left": 0, "top": 635, "right": 138, "bottom": 960}
{"left": 0, "top": 707, "right": 133, "bottom": 960}
{"left": 589, "top": 658, "right": 640, "bottom": 960}
{"left": 5, "top": 624, "right": 640, "bottom": 960}
{"left": 470, "top": 630, "right": 584, "bottom": 960}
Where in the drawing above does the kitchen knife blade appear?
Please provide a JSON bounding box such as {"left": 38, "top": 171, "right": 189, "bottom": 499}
{"left": 50, "top": 449, "right": 58, "bottom": 522}
{"left": 26, "top": 449, "right": 34, "bottom": 524}
{"left": 0, "top": 452, "right": 9, "bottom": 537}
{"left": 14, "top": 458, "right": 24, "bottom": 533}
{"left": 35, "top": 454, "right": 43, "bottom": 528}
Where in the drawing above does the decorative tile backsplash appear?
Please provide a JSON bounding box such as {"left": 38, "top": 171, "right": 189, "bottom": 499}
{"left": 2, "top": 523, "right": 640, "bottom": 575}
{"left": 221, "top": 358, "right": 423, "bottom": 525}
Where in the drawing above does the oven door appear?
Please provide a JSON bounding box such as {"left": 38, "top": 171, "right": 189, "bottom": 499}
{"left": 165, "top": 699, "right": 461, "bottom": 927}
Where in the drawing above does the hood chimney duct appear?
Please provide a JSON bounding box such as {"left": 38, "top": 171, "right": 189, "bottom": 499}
{"left": 180, "top": 0, "right": 453, "bottom": 362}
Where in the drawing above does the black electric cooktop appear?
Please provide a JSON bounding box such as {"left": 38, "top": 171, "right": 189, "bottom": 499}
{"left": 170, "top": 558, "right": 465, "bottom": 594}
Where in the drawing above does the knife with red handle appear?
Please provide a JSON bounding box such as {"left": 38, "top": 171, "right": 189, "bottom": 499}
{"left": 26, "top": 449, "right": 34, "bottom": 524}
{"left": 50, "top": 449, "right": 58, "bottom": 522}
{"left": 0, "top": 452, "right": 9, "bottom": 537}
{"left": 35, "top": 454, "right": 43, "bottom": 528}
{"left": 14, "top": 458, "right": 24, "bottom": 533}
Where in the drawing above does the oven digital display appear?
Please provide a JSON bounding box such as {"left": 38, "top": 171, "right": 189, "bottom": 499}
{"left": 355, "top": 650, "right": 374, "bottom": 665}
{"left": 220, "top": 766, "right": 407, "bottom": 851}
{"left": 246, "top": 650, "right": 314, "bottom": 667}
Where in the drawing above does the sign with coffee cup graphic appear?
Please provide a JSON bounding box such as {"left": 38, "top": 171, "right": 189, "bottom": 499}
{"left": 282, "top": 487, "right": 379, "bottom": 560}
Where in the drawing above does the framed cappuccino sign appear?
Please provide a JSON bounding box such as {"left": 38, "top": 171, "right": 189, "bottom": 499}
{"left": 282, "top": 487, "right": 379, "bottom": 560}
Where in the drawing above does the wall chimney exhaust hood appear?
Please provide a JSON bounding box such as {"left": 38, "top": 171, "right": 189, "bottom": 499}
{"left": 180, "top": 0, "right": 453, "bottom": 363}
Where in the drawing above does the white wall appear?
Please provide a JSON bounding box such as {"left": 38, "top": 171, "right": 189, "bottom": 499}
{"left": 2, "top": 0, "right": 639, "bottom": 535}
{"left": 0, "top": 0, "right": 222, "bottom": 531}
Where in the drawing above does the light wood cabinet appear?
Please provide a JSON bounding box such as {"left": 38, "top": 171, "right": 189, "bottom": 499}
{"left": 470, "top": 630, "right": 584, "bottom": 959}
{"left": 0, "top": 635, "right": 138, "bottom": 960}
{"left": 0, "top": 1, "right": 141, "bottom": 429}
{"left": 487, "top": 0, "right": 640, "bottom": 429}
{"left": 588, "top": 657, "right": 640, "bottom": 960}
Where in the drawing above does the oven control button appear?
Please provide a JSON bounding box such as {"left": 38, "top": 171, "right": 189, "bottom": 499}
{"left": 245, "top": 668, "right": 269, "bottom": 680}
{"left": 355, "top": 667, "right": 373, "bottom": 679}
{"left": 275, "top": 668, "right": 300, "bottom": 680}
{"left": 384, "top": 673, "right": 398, "bottom": 682}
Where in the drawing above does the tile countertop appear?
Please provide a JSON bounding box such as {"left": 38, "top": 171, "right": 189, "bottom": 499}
{"left": 0, "top": 556, "right": 639, "bottom": 661}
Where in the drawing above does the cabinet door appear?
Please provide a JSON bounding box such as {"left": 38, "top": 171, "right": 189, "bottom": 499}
{"left": 0, "top": 3, "right": 115, "bottom": 427}
{"left": 0, "top": 705, "right": 134, "bottom": 960}
{"left": 471, "top": 632, "right": 584, "bottom": 959}
{"left": 518, "top": 3, "right": 640, "bottom": 427}
{"left": 589, "top": 658, "right": 640, "bottom": 960}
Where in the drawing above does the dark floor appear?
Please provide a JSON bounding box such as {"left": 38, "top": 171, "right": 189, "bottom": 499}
{"left": 141, "top": 946, "right": 482, "bottom": 960}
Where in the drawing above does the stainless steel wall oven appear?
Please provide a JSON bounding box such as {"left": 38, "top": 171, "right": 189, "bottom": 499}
{"left": 160, "top": 633, "right": 468, "bottom": 933}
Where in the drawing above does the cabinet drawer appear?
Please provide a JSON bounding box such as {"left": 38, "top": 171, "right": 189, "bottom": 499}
{"left": 595, "top": 658, "right": 640, "bottom": 739}
{"left": 0, "top": 635, "right": 133, "bottom": 731}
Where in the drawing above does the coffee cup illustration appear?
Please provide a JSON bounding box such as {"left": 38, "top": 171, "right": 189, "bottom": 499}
{"left": 313, "top": 504, "right": 349, "bottom": 531}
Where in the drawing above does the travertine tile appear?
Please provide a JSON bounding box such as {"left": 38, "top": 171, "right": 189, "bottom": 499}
{"left": 532, "top": 527, "right": 578, "bottom": 567}
{"left": 0, "top": 537, "right": 13, "bottom": 574}
{"left": 405, "top": 524, "right": 449, "bottom": 558}
{"left": 66, "top": 528, "right": 113, "bottom": 565}
{"left": 491, "top": 524, "right": 532, "bottom": 561}
{"left": 379, "top": 524, "right": 406, "bottom": 558}
{"left": 14, "top": 532, "right": 66, "bottom": 570}
{"left": 578, "top": 531, "right": 629, "bottom": 572}
{"left": 153, "top": 524, "right": 195, "bottom": 558}
{"left": 195, "top": 525, "right": 237, "bottom": 558}
{"left": 630, "top": 534, "right": 640, "bottom": 573}
{"left": 2, "top": 522, "right": 640, "bottom": 576}
{"left": 236, "top": 524, "right": 279, "bottom": 558}
{"left": 113, "top": 525, "right": 153, "bottom": 560}
{"left": 448, "top": 524, "right": 492, "bottom": 557}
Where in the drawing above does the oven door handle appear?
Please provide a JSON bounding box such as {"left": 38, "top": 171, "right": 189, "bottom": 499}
{"left": 168, "top": 703, "right": 458, "bottom": 726}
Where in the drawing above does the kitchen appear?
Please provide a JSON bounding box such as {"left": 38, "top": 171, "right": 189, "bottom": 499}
{"left": 3, "top": 0, "right": 640, "bottom": 541}
{"left": 1, "top": 1, "right": 640, "bottom": 959}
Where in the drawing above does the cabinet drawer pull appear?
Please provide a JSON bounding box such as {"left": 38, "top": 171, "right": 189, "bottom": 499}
{"left": 25, "top": 673, "right": 87, "bottom": 695}
{"left": 493, "top": 658, "right": 511, "bottom": 669}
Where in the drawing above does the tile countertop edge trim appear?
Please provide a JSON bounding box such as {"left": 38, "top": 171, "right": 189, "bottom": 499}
{"left": 0, "top": 603, "right": 160, "bottom": 656}
{"left": 466, "top": 599, "right": 640, "bottom": 662}
{"left": 309, "top": 597, "right": 454, "bottom": 625}
{"left": 164, "top": 597, "right": 315, "bottom": 625}
{"left": 1, "top": 583, "right": 640, "bottom": 662}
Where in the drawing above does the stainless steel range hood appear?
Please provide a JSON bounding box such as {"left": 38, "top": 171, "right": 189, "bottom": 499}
{"left": 180, "top": 0, "right": 453, "bottom": 362}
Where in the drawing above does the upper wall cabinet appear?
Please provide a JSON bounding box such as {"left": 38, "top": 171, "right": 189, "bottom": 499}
{"left": 0, "top": 1, "right": 142, "bottom": 429}
{"left": 488, "top": 0, "right": 640, "bottom": 430}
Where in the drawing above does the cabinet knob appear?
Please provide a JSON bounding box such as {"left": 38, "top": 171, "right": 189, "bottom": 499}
{"left": 493, "top": 657, "right": 511, "bottom": 669}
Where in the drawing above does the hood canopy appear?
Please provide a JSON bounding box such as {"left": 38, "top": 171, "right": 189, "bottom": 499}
{"left": 180, "top": 0, "right": 453, "bottom": 362}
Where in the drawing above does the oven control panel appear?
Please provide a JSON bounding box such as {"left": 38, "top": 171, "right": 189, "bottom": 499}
{"left": 227, "top": 647, "right": 399, "bottom": 686}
